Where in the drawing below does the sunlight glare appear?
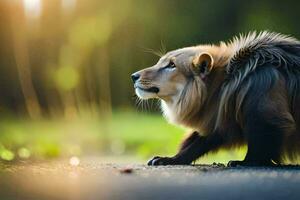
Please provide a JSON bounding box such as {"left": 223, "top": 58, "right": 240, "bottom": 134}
{"left": 23, "top": 0, "right": 42, "bottom": 19}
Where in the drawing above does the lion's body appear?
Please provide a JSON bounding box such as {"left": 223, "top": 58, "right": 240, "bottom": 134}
{"left": 133, "top": 31, "right": 300, "bottom": 166}
{"left": 187, "top": 32, "right": 300, "bottom": 163}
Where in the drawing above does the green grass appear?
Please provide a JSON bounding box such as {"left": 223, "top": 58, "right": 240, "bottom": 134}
{"left": 0, "top": 111, "right": 245, "bottom": 164}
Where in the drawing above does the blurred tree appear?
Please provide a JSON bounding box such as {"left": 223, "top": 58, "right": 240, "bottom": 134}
{"left": 0, "top": 0, "right": 300, "bottom": 118}
{"left": 9, "top": 2, "right": 41, "bottom": 118}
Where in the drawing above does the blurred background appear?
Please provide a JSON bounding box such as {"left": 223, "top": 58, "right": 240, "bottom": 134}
{"left": 0, "top": 0, "right": 300, "bottom": 164}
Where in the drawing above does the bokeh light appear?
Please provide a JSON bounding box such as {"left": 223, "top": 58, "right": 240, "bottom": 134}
{"left": 69, "top": 156, "right": 80, "bottom": 166}
{"left": 23, "top": 0, "right": 42, "bottom": 19}
{"left": 54, "top": 66, "right": 80, "bottom": 91}
{"left": 1, "top": 150, "right": 15, "bottom": 161}
{"left": 18, "top": 148, "right": 31, "bottom": 159}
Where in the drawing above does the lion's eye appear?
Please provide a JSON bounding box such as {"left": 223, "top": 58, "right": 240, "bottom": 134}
{"left": 165, "top": 61, "right": 176, "bottom": 69}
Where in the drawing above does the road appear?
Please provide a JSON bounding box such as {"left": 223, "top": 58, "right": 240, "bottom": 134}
{"left": 0, "top": 159, "right": 300, "bottom": 200}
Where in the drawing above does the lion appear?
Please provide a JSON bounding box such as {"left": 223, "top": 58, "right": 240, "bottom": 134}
{"left": 131, "top": 31, "right": 300, "bottom": 167}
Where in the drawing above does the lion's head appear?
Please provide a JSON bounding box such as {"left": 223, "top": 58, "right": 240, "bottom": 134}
{"left": 132, "top": 46, "right": 227, "bottom": 127}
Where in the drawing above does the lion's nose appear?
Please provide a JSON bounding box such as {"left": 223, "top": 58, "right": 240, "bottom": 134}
{"left": 131, "top": 73, "right": 140, "bottom": 83}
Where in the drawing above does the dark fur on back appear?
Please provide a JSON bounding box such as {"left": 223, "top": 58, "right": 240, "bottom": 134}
{"left": 216, "top": 32, "right": 300, "bottom": 163}
{"left": 218, "top": 32, "right": 300, "bottom": 127}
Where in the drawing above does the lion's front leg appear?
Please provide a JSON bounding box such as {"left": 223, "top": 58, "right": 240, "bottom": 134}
{"left": 147, "top": 132, "right": 223, "bottom": 166}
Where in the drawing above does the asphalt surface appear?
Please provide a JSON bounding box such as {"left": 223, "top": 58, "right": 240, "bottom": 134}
{"left": 1, "top": 159, "right": 300, "bottom": 200}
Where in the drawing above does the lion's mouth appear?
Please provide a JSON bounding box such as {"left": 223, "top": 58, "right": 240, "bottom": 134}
{"left": 137, "top": 86, "right": 160, "bottom": 93}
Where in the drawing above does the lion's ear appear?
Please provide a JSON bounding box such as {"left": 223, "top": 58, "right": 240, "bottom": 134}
{"left": 192, "top": 52, "right": 214, "bottom": 76}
